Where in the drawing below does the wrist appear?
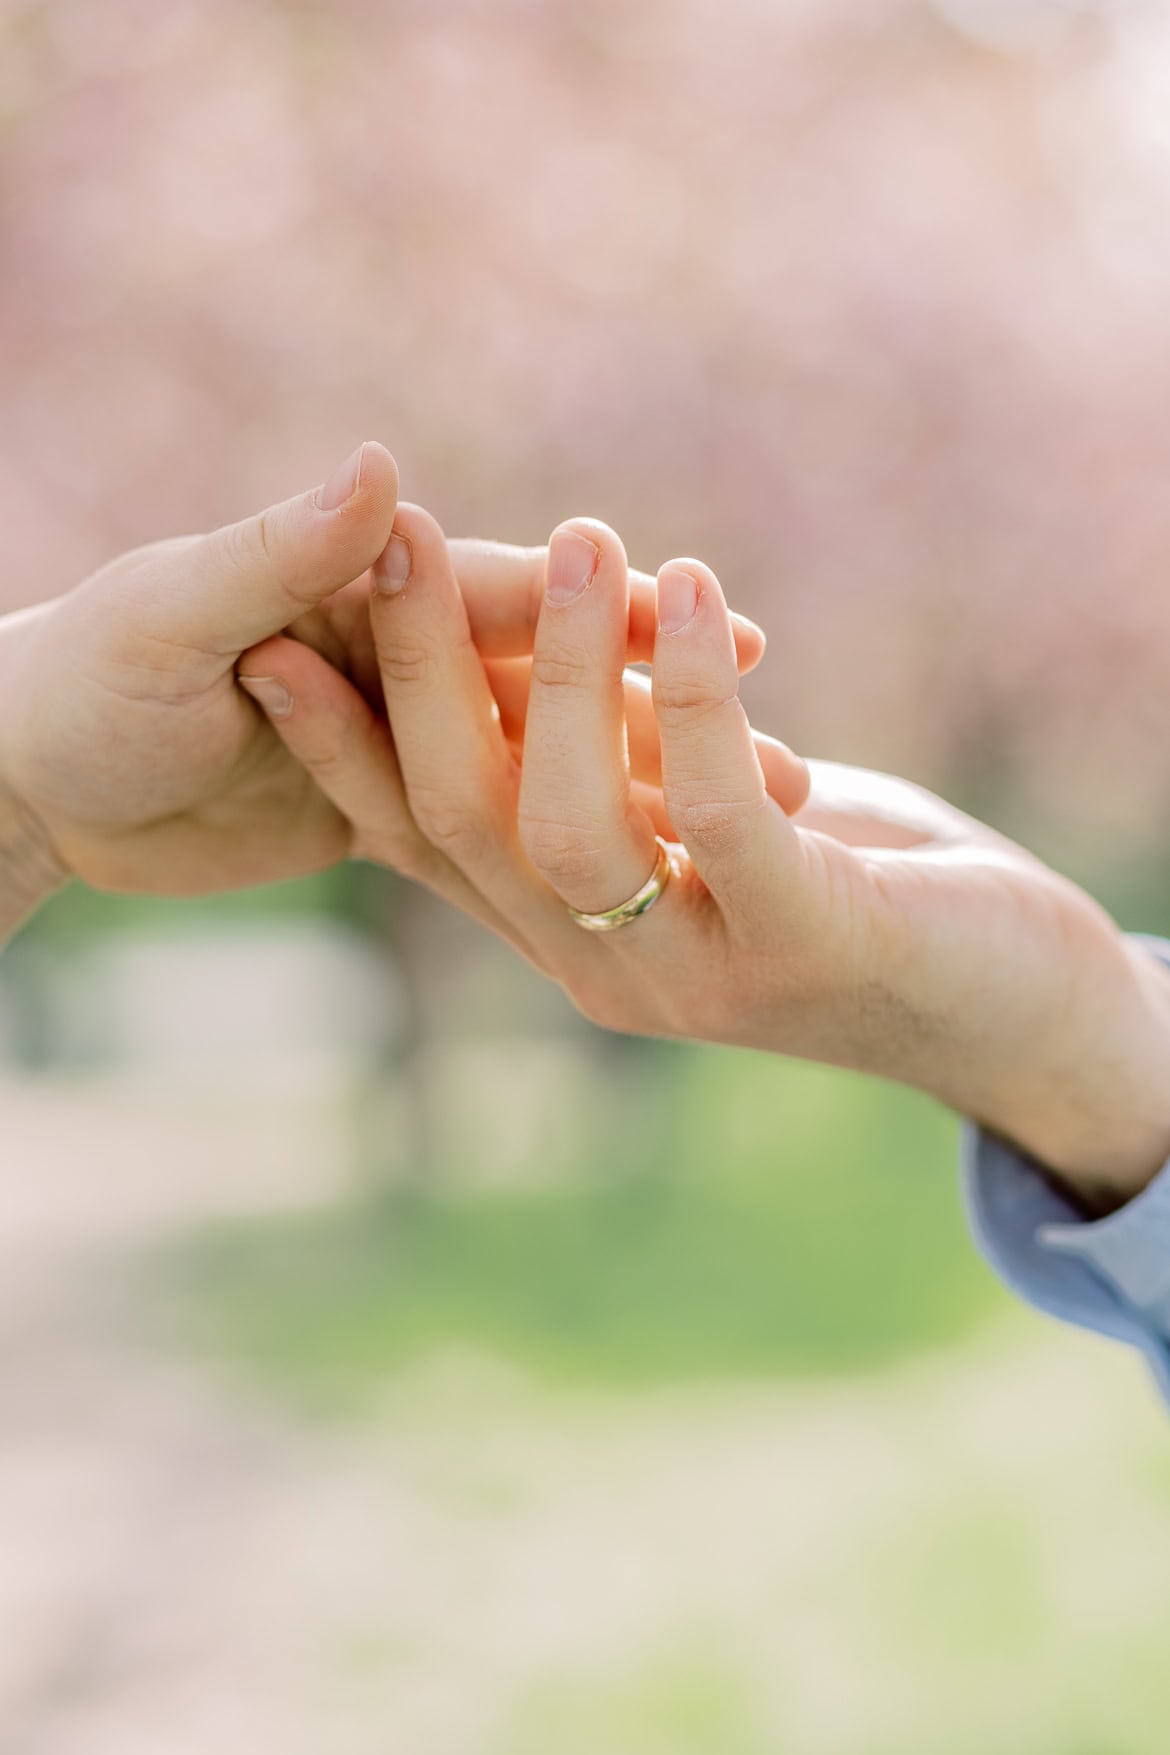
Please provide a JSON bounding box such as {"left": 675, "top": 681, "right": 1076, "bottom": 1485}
{"left": 0, "top": 611, "right": 67, "bottom": 938}
{"left": 0, "top": 777, "right": 66, "bottom": 942}
{"left": 854, "top": 852, "right": 1170, "bottom": 1213}
{"left": 0, "top": 606, "right": 68, "bottom": 941}
{"left": 981, "top": 928, "right": 1170, "bottom": 1214}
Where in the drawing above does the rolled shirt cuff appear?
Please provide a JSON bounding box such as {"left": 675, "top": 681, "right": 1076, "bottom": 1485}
{"left": 961, "top": 934, "right": 1170, "bottom": 1404}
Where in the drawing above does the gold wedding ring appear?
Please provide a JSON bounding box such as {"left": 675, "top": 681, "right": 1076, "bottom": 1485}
{"left": 567, "top": 837, "right": 673, "bottom": 933}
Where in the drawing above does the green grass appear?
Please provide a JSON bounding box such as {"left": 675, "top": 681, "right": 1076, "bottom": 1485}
{"left": 160, "top": 1043, "right": 999, "bottom": 1412}
{"left": 17, "top": 863, "right": 365, "bottom": 948}
{"left": 499, "top": 1641, "right": 771, "bottom": 1755}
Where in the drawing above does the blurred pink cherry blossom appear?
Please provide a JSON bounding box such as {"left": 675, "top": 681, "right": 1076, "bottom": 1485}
{"left": 5, "top": 0, "right": 1170, "bottom": 855}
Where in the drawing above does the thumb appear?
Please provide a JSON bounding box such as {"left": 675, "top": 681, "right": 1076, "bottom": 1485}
{"left": 165, "top": 441, "right": 399, "bottom": 656}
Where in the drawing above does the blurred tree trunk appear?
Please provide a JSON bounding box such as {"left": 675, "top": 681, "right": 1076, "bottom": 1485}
{"left": 341, "top": 866, "right": 438, "bottom": 1210}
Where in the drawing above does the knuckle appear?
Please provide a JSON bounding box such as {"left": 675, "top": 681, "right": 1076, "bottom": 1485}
{"left": 292, "top": 702, "right": 367, "bottom": 787}
{"left": 254, "top": 506, "right": 276, "bottom": 568}
{"left": 298, "top": 739, "right": 351, "bottom": 787}
{"left": 529, "top": 643, "right": 592, "bottom": 694}
{"left": 378, "top": 643, "right": 435, "bottom": 688}
{"left": 409, "top": 785, "right": 491, "bottom": 862}
{"left": 216, "top": 512, "right": 267, "bottom": 579}
{"left": 211, "top": 500, "right": 320, "bottom": 605}
{"left": 654, "top": 680, "right": 740, "bottom": 726}
{"left": 518, "top": 811, "right": 607, "bottom": 888}
{"left": 668, "top": 792, "right": 767, "bottom": 854}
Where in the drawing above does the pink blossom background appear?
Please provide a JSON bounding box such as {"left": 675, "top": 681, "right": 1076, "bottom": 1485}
{"left": 8, "top": 13, "right": 1170, "bottom": 1743}
{"left": 6, "top": 0, "right": 1170, "bottom": 862}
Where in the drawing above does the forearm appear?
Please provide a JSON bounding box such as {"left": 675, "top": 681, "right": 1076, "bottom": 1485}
{"left": 884, "top": 870, "right": 1170, "bottom": 1214}
{"left": 1004, "top": 931, "right": 1170, "bottom": 1205}
{"left": 960, "top": 943, "right": 1170, "bottom": 1404}
{"left": 959, "top": 944, "right": 1170, "bottom": 1214}
{"left": 793, "top": 770, "right": 1170, "bottom": 1212}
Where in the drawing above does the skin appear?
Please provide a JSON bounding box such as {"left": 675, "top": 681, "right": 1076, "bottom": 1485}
{"left": 2, "top": 450, "right": 1169, "bottom": 1210}
{"left": 0, "top": 439, "right": 765, "bottom": 932}
{"left": 237, "top": 510, "right": 1170, "bottom": 1214}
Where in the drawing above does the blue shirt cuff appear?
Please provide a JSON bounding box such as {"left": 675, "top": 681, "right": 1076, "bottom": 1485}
{"left": 962, "top": 934, "right": 1170, "bottom": 1404}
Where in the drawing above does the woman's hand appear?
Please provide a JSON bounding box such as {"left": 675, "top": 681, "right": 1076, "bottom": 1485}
{"left": 243, "top": 512, "right": 1170, "bottom": 1210}
{"left": 0, "top": 444, "right": 766, "bottom": 932}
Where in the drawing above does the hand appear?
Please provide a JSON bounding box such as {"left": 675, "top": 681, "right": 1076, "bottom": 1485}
{"left": 0, "top": 442, "right": 405, "bottom": 904}
{"left": 245, "top": 511, "right": 1170, "bottom": 1209}
{"left": 0, "top": 447, "right": 766, "bottom": 918}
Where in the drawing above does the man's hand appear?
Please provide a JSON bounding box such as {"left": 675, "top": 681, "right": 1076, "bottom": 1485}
{"left": 0, "top": 773, "right": 67, "bottom": 941}
{"left": 0, "top": 443, "right": 402, "bottom": 901}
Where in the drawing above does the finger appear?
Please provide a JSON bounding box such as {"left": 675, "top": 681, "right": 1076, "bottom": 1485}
{"left": 287, "top": 575, "right": 388, "bottom": 710}
{"left": 167, "top": 441, "right": 400, "bottom": 657}
{"left": 235, "top": 635, "right": 414, "bottom": 873}
{"left": 485, "top": 659, "right": 677, "bottom": 840}
{"left": 449, "top": 537, "right": 767, "bottom": 673}
{"left": 630, "top": 677, "right": 810, "bottom": 814}
{"left": 486, "top": 657, "right": 810, "bottom": 813}
{"left": 235, "top": 635, "right": 536, "bottom": 952}
{"left": 652, "top": 559, "right": 813, "bottom": 927}
{"left": 369, "top": 504, "right": 578, "bottom": 944}
{"left": 518, "top": 519, "right": 660, "bottom": 914}
{"left": 281, "top": 538, "right": 769, "bottom": 706}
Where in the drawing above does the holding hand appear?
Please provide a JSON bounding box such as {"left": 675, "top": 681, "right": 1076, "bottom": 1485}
{"left": 247, "top": 512, "right": 1170, "bottom": 1209}
{"left": 0, "top": 444, "right": 764, "bottom": 933}
{"left": 0, "top": 442, "right": 403, "bottom": 908}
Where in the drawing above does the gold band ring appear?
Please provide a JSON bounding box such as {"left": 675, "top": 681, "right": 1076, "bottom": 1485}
{"left": 567, "top": 837, "right": 673, "bottom": 933}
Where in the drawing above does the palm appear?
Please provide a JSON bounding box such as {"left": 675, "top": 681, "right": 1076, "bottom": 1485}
{"left": 2, "top": 576, "right": 357, "bottom": 897}
{"left": 50, "top": 706, "right": 347, "bottom": 896}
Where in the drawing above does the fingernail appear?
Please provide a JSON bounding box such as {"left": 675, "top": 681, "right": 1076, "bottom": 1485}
{"left": 316, "top": 443, "right": 366, "bottom": 511}
{"left": 239, "top": 675, "right": 293, "bottom": 719}
{"left": 546, "top": 529, "right": 599, "bottom": 605}
{"left": 658, "top": 567, "right": 699, "bottom": 634}
{"left": 375, "top": 533, "right": 413, "bottom": 594}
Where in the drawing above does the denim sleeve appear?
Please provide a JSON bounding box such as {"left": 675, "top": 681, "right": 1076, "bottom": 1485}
{"left": 962, "top": 935, "right": 1170, "bottom": 1404}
